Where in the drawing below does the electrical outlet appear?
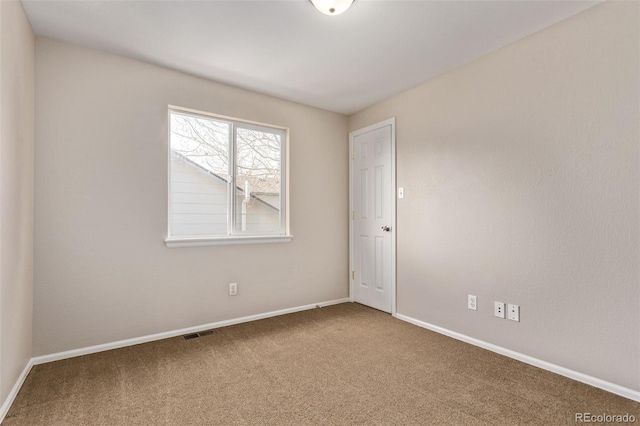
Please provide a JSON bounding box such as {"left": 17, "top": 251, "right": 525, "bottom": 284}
{"left": 507, "top": 304, "right": 519, "bottom": 321}
{"left": 229, "top": 282, "right": 238, "bottom": 296}
{"left": 468, "top": 295, "right": 477, "bottom": 310}
{"left": 494, "top": 301, "right": 505, "bottom": 318}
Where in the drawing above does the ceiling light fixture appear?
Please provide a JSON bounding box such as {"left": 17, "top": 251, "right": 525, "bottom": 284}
{"left": 310, "top": 0, "right": 354, "bottom": 16}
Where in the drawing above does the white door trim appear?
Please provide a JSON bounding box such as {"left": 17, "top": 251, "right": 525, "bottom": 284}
{"left": 349, "top": 118, "right": 396, "bottom": 317}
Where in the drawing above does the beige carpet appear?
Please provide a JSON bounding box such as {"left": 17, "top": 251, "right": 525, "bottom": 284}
{"left": 4, "top": 303, "right": 639, "bottom": 425}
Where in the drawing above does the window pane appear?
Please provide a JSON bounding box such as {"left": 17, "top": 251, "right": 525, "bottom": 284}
{"left": 170, "top": 112, "right": 230, "bottom": 236}
{"left": 235, "top": 127, "right": 282, "bottom": 234}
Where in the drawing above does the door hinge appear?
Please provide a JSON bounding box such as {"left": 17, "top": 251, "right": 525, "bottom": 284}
{"left": 351, "top": 151, "right": 355, "bottom": 159}
{"left": 351, "top": 271, "right": 355, "bottom": 280}
{"left": 352, "top": 211, "right": 355, "bottom": 220}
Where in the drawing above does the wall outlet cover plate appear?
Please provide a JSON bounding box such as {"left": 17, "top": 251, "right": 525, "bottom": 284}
{"left": 468, "top": 295, "right": 477, "bottom": 310}
{"left": 508, "top": 303, "right": 519, "bottom": 321}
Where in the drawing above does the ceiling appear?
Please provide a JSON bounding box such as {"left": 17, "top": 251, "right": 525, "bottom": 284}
{"left": 22, "top": 0, "right": 599, "bottom": 115}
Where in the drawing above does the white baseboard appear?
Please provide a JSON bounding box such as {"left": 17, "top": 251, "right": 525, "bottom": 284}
{"left": 396, "top": 313, "right": 640, "bottom": 403}
{"left": 0, "top": 359, "right": 34, "bottom": 424}
{"left": 32, "top": 297, "right": 350, "bottom": 366}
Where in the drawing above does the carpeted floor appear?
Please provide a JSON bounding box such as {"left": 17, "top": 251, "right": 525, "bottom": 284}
{"left": 4, "top": 303, "right": 639, "bottom": 425}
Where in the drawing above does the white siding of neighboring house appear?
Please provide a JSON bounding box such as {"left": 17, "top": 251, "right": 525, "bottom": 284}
{"left": 234, "top": 194, "right": 280, "bottom": 235}
{"left": 170, "top": 157, "right": 279, "bottom": 236}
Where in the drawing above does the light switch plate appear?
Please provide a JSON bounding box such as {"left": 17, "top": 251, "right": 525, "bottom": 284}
{"left": 398, "top": 187, "right": 404, "bottom": 199}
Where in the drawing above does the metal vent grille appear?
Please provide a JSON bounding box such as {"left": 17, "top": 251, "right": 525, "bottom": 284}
{"left": 183, "top": 330, "right": 215, "bottom": 340}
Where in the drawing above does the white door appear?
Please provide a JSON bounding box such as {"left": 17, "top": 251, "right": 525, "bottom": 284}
{"left": 350, "top": 119, "right": 395, "bottom": 314}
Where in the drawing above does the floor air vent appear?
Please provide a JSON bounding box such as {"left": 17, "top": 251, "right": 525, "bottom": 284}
{"left": 183, "top": 330, "right": 215, "bottom": 340}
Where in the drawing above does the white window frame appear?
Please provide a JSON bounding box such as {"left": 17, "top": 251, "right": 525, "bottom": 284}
{"left": 165, "top": 105, "right": 292, "bottom": 248}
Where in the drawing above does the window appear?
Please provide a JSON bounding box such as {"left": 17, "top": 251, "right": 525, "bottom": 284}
{"left": 166, "top": 107, "right": 290, "bottom": 247}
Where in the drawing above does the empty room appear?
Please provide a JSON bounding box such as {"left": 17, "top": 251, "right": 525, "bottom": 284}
{"left": 1, "top": 0, "right": 639, "bottom": 424}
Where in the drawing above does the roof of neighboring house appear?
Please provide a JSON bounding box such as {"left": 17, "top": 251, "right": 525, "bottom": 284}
{"left": 171, "top": 150, "right": 279, "bottom": 212}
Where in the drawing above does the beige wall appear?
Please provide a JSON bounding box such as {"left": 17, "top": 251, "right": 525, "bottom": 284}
{"left": 349, "top": 2, "right": 639, "bottom": 391}
{"left": 0, "top": 0, "right": 35, "bottom": 405}
{"left": 34, "top": 38, "right": 349, "bottom": 356}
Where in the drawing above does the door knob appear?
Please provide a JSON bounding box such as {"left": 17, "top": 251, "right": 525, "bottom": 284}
{"left": 381, "top": 226, "right": 391, "bottom": 232}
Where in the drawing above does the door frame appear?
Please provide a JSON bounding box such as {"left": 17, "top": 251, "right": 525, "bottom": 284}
{"left": 348, "top": 117, "right": 397, "bottom": 317}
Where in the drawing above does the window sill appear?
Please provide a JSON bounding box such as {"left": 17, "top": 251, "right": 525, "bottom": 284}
{"left": 165, "top": 235, "right": 293, "bottom": 248}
